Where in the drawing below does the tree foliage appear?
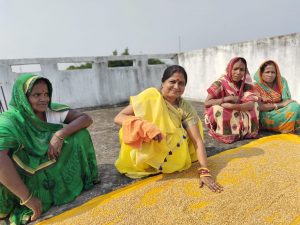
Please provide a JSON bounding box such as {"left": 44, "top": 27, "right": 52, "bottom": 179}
{"left": 148, "top": 58, "right": 164, "bottom": 65}
{"left": 108, "top": 47, "right": 133, "bottom": 67}
{"left": 66, "top": 47, "right": 164, "bottom": 70}
{"left": 67, "top": 62, "right": 92, "bottom": 70}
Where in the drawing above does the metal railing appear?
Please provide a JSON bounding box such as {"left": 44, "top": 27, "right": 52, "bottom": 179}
{"left": 0, "top": 83, "right": 8, "bottom": 113}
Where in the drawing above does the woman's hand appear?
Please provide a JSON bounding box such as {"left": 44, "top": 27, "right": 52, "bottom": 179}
{"left": 25, "top": 196, "right": 42, "bottom": 221}
{"left": 225, "top": 96, "right": 240, "bottom": 103}
{"left": 199, "top": 176, "right": 223, "bottom": 193}
{"left": 221, "top": 102, "right": 234, "bottom": 109}
{"left": 47, "top": 134, "right": 64, "bottom": 160}
{"left": 153, "top": 133, "right": 163, "bottom": 142}
{"left": 279, "top": 99, "right": 295, "bottom": 108}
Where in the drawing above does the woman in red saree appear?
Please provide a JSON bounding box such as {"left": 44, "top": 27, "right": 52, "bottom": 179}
{"left": 204, "top": 57, "right": 259, "bottom": 144}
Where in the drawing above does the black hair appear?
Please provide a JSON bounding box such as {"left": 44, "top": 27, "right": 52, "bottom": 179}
{"left": 161, "top": 65, "right": 188, "bottom": 85}
{"left": 238, "top": 57, "right": 247, "bottom": 67}
{"left": 260, "top": 60, "right": 276, "bottom": 74}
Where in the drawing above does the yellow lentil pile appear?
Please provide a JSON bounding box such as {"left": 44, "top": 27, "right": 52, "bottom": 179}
{"left": 38, "top": 134, "right": 300, "bottom": 225}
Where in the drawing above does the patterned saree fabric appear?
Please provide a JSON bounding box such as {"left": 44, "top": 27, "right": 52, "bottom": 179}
{"left": 115, "top": 88, "right": 204, "bottom": 179}
{"left": 204, "top": 57, "right": 259, "bottom": 144}
{"left": 0, "top": 74, "right": 98, "bottom": 225}
{"left": 253, "top": 60, "right": 300, "bottom": 133}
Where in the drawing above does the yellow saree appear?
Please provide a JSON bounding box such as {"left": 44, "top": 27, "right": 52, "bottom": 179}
{"left": 115, "top": 88, "right": 204, "bottom": 178}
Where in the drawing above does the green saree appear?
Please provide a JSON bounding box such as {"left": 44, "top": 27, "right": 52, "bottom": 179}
{"left": 253, "top": 60, "right": 300, "bottom": 133}
{"left": 0, "top": 74, "right": 98, "bottom": 224}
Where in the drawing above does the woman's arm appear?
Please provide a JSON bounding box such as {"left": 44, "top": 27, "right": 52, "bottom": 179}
{"left": 277, "top": 99, "right": 295, "bottom": 109}
{"left": 204, "top": 94, "right": 239, "bottom": 108}
{"left": 186, "top": 125, "right": 223, "bottom": 192}
{"left": 0, "top": 150, "right": 42, "bottom": 221}
{"left": 257, "top": 102, "right": 277, "bottom": 112}
{"left": 48, "top": 110, "right": 93, "bottom": 160}
{"left": 221, "top": 101, "right": 255, "bottom": 111}
{"left": 258, "top": 99, "right": 295, "bottom": 112}
{"left": 114, "top": 105, "right": 134, "bottom": 126}
{"left": 55, "top": 110, "right": 93, "bottom": 138}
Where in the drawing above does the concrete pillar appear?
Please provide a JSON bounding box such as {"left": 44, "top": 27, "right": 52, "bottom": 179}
{"left": 94, "top": 58, "right": 111, "bottom": 105}
{"left": 135, "top": 56, "right": 148, "bottom": 91}
{"left": 40, "top": 63, "right": 58, "bottom": 78}
{"left": 0, "top": 63, "right": 16, "bottom": 107}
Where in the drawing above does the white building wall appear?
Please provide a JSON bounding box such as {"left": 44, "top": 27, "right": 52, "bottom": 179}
{"left": 180, "top": 33, "right": 300, "bottom": 102}
{"left": 0, "top": 33, "right": 299, "bottom": 109}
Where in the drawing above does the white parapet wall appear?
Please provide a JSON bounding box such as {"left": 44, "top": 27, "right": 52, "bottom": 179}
{"left": 0, "top": 54, "right": 177, "bottom": 109}
{"left": 0, "top": 33, "right": 299, "bottom": 109}
{"left": 179, "top": 33, "right": 300, "bottom": 102}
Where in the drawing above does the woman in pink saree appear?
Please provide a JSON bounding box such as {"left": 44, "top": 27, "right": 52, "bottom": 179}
{"left": 204, "top": 57, "right": 259, "bottom": 144}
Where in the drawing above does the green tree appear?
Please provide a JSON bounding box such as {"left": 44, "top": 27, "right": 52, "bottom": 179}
{"left": 66, "top": 47, "right": 164, "bottom": 70}
{"left": 109, "top": 47, "right": 133, "bottom": 67}
{"left": 112, "top": 50, "right": 118, "bottom": 56}
{"left": 121, "top": 47, "right": 129, "bottom": 55}
{"left": 148, "top": 58, "right": 164, "bottom": 65}
{"left": 67, "top": 62, "right": 92, "bottom": 70}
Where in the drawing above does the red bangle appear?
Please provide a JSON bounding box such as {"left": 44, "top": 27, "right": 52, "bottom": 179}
{"left": 197, "top": 167, "right": 210, "bottom": 173}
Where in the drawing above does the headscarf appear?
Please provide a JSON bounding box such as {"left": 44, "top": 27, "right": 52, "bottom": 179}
{"left": 253, "top": 60, "right": 291, "bottom": 103}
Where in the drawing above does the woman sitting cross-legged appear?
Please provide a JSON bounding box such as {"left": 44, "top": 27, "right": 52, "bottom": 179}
{"left": 0, "top": 74, "right": 98, "bottom": 224}
{"left": 253, "top": 60, "right": 300, "bottom": 133}
{"left": 204, "top": 57, "right": 259, "bottom": 144}
{"left": 114, "top": 65, "right": 223, "bottom": 193}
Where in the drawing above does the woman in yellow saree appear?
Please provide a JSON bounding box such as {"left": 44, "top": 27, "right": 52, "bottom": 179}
{"left": 114, "top": 65, "right": 223, "bottom": 193}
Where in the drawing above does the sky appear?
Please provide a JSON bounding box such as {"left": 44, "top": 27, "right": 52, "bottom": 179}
{"left": 0, "top": 0, "right": 299, "bottom": 59}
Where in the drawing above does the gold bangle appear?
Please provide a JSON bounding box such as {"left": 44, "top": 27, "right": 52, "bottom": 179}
{"left": 20, "top": 193, "right": 33, "bottom": 205}
{"left": 54, "top": 133, "right": 64, "bottom": 141}
{"left": 200, "top": 174, "right": 212, "bottom": 178}
{"left": 198, "top": 167, "right": 210, "bottom": 171}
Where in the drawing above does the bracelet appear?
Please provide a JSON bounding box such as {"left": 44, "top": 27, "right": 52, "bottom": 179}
{"left": 200, "top": 174, "right": 212, "bottom": 178}
{"left": 54, "top": 133, "right": 64, "bottom": 141}
{"left": 197, "top": 167, "right": 210, "bottom": 173}
{"left": 274, "top": 103, "right": 278, "bottom": 110}
{"left": 20, "top": 193, "right": 33, "bottom": 205}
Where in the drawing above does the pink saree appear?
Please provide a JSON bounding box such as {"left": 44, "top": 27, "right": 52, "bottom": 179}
{"left": 204, "top": 57, "right": 259, "bottom": 144}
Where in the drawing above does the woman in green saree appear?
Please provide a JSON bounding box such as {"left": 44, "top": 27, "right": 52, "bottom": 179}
{"left": 254, "top": 60, "right": 300, "bottom": 133}
{"left": 0, "top": 74, "right": 98, "bottom": 224}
